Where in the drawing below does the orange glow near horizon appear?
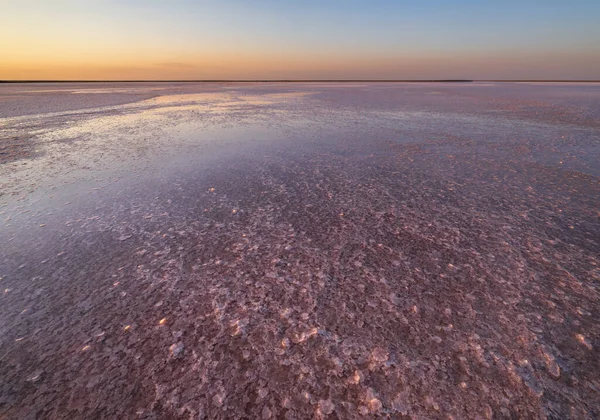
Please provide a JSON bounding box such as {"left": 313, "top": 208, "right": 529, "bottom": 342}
{"left": 3, "top": 50, "right": 598, "bottom": 81}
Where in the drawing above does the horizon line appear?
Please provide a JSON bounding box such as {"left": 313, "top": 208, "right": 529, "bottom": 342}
{"left": 2, "top": 79, "right": 600, "bottom": 84}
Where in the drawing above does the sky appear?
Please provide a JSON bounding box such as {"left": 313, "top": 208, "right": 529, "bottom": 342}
{"left": 1, "top": 0, "right": 599, "bottom": 80}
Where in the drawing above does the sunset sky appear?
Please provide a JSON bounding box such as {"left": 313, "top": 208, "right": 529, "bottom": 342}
{"left": 1, "top": 0, "right": 599, "bottom": 80}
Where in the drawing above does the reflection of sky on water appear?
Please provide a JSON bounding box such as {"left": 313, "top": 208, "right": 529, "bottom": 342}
{"left": 1, "top": 84, "right": 599, "bottom": 214}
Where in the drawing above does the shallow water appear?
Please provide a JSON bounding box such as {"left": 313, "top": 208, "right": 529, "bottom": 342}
{"left": 1, "top": 82, "right": 600, "bottom": 419}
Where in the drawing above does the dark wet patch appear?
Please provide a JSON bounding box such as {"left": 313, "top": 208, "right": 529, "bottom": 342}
{"left": 0, "top": 135, "right": 36, "bottom": 164}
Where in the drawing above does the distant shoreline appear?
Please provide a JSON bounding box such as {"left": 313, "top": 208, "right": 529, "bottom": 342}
{"left": 1, "top": 79, "right": 599, "bottom": 84}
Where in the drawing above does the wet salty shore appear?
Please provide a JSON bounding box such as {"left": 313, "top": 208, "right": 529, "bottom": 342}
{"left": 1, "top": 82, "right": 599, "bottom": 419}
